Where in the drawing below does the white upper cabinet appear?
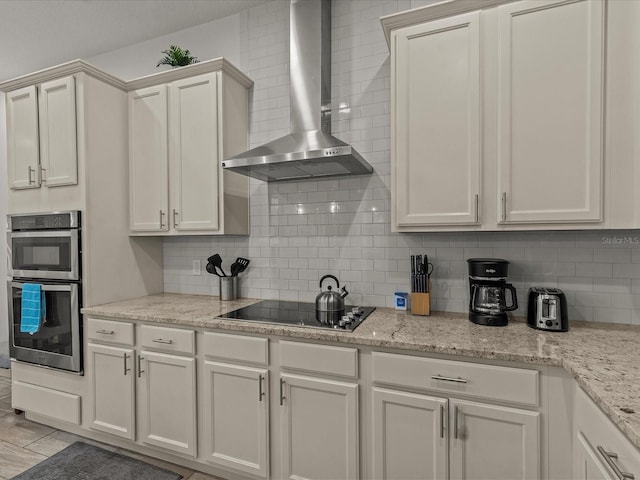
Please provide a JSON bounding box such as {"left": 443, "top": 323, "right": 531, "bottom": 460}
{"left": 129, "top": 85, "right": 169, "bottom": 232}
{"left": 169, "top": 73, "right": 220, "bottom": 232}
{"left": 39, "top": 76, "right": 78, "bottom": 187}
{"left": 127, "top": 59, "right": 251, "bottom": 236}
{"left": 383, "top": 0, "right": 639, "bottom": 231}
{"left": 7, "top": 85, "right": 41, "bottom": 189}
{"left": 393, "top": 12, "right": 481, "bottom": 227}
{"left": 496, "top": 0, "right": 604, "bottom": 224}
{"left": 6, "top": 76, "right": 77, "bottom": 191}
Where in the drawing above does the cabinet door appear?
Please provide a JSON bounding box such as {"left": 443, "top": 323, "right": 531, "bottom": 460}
{"left": 39, "top": 76, "right": 77, "bottom": 187}
{"left": 169, "top": 72, "right": 220, "bottom": 232}
{"left": 138, "top": 350, "right": 197, "bottom": 457}
{"left": 393, "top": 12, "right": 481, "bottom": 228}
{"left": 574, "top": 432, "right": 615, "bottom": 480}
{"left": 497, "top": 0, "right": 604, "bottom": 224}
{"left": 450, "top": 399, "right": 540, "bottom": 480}
{"left": 6, "top": 85, "right": 40, "bottom": 189}
{"left": 129, "top": 85, "right": 169, "bottom": 232}
{"left": 372, "top": 388, "right": 448, "bottom": 480}
{"left": 203, "top": 361, "right": 269, "bottom": 478}
{"left": 280, "top": 374, "right": 359, "bottom": 480}
{"left": 88, "top": 343, "right": 135, "bottom": 440}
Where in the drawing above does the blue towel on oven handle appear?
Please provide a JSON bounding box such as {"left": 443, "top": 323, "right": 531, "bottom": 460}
{"left": 20, "top": 283, "right": 46, "bottom": 334}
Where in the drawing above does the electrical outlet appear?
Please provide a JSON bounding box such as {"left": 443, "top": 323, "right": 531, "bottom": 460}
{"left": 192, "top": 259, "right": 201, "bottom": 276}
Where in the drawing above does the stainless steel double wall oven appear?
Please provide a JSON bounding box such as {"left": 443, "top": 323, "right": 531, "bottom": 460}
{"left": 7, "top": 211, "right": 83, "bottom": 373}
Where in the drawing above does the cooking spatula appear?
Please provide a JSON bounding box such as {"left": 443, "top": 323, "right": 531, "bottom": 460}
{"left": 207, "top": 254, "right": 227, "bottom": 277}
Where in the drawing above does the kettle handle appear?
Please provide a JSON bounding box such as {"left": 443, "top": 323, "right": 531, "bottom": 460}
{"left": 319, "top": 274, "right": 340, "bottom": 290}
{"left": 504, "top": 283, "right": 518, "bottom": 311}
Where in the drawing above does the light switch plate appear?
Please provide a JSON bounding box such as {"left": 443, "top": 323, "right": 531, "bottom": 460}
{"left": 192, "top": 259, "right": 201, "bottom": 276}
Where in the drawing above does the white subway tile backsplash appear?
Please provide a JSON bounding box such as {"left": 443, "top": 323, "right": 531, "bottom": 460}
{"left": 159, "top": 0, "right": 640, "bottom": 325}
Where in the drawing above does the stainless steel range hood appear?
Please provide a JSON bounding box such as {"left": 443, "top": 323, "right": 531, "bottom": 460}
{"left": 222, "top": 0, "right": 373, "bottom": 182}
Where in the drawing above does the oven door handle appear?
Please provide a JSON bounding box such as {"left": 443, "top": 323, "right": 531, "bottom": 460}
{"left": 10, "top": 230, "right": 75, "bottom": 238}
{"left": 11, "top": 281, "right": 76, "bottom": 292}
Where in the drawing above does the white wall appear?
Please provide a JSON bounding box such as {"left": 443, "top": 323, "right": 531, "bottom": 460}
{"left": 87, "top": 12, "right": 244, "bottom": 80}
{"left": 0, "top": 91, "right": 8, "bottom": 356}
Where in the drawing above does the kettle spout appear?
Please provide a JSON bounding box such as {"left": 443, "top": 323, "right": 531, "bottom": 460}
{"left": 340, "top": 286, "right": 349, "bottom": 298}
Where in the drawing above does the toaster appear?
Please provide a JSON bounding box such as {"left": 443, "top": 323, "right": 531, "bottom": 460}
{"left": 527, "top": 287, "right": 569, "bottom": 332}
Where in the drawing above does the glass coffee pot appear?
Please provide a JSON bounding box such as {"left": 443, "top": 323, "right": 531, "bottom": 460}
{"left": 467, "top": 258, "right": 518, "bottom": 326}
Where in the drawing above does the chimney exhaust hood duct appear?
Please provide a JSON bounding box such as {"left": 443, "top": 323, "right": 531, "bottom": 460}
{"left": 222, "top": 0, "right": 374, "bottom": 182}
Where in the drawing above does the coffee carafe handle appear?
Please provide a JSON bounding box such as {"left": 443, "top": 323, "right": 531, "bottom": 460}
{"left": 469, "top": 283, "right": 479, "bottom": 311}
{"left": 504, "top": 283, "right": 518, "bottom": 311}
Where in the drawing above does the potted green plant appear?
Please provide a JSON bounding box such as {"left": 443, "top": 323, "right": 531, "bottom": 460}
{"left": 156, "top": 45, "right": 199, "bottom": 68}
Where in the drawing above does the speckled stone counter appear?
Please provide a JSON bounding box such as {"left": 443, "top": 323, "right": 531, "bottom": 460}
{"left": 83, "top": 293, "right": 640, "bottom": 450}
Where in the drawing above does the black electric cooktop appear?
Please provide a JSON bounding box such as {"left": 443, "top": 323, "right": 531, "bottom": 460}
{"left": 218, "top": 300, "right": 375, "bottom": 332}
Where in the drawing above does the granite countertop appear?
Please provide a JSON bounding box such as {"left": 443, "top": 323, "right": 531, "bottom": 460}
{"left": 83, "top": 293, "right": 640, "bottom": 450}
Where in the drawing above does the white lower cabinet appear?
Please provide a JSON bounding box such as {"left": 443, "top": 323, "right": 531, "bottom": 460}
{"left": 449, "top": 399, "right": 540, "bottom": 480}
{"left": 202, "top": 361, "right": 269, "bottom": 478}
{"left": 280, "top": 373, "right": 359, "bottom": 480}
{"left": 87, "top": 320, "right": 197, "bottom": 458}
{"left": 573, "top": 385, "right": 640, "bottom": 480}
{"left": 88, "top": 343, "right": 135, "bottom": 440}
{"left": 371, "top": 351, "right": 540, "bottom": 480}
{"left": 372, "top": 388, "right": 448, "bottom": 480}
{"left": 137, "top": 350, "right": 197, "bottom": 457}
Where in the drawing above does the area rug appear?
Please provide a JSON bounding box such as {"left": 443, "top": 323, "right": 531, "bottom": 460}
{"left": 12, "top": 442, "right": 182, "bottom": 480}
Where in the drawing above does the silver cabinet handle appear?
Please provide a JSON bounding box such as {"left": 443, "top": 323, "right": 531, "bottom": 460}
{"left": 172, "top": 209, "right": 179, "bottom": 227}
{"left": 440, "top": 404, "right": 445, "bottom": 439}
{"left": 258, "top": 374, "right": 265, "bottom": 402}
{"left": 96, "top": 329, "right": 114, "bottom": 335}
{"left": 40, "top": 167, "right": 46, "bottom": 183}
{"left": 28, "top": 166, "right": 35, "bottom": 185}
{"left": 597, "top": 446, "right": 635, "bottom": 480}
{"left": 137, "top": 355, "right": 144, "bottom": 378}
{"left": 431, "top": 374, "right": 467, "bottom": 384}
{"left": 152, "top": 338, "right": 173, "bottom": 344}
{"left": 474, "top": 194, "right": 479, "bottom": 223}
{"left": 280, "top": 378, "right": 285, "bottom": 405}
{"left": 123, "top": 352, "right": 130, "bottom": 376}
{"left": 454, "top": 405, "right": 459, "bottom": 439}
{"left": 501, "top": 192, "right": 507, "bottom": 222}
{"left": 159, "top": 210, "right": 165, "bottom": 229}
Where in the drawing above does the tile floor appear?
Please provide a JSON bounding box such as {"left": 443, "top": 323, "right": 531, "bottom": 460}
{"left": 0, "top": 368, "right": 225, "bottom": 480}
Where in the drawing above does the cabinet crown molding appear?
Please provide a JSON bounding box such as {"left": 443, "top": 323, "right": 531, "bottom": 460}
{"left": 380, "top": 0, "right": 517, "bottom": 48}
{"left": 0, "top": 59, "right": 126, "bottom": 92}
{"left": 125, "top": 57, "right": 253, "bottom": 91}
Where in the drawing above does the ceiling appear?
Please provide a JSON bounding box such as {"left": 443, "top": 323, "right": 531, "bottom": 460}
{"left": 0, "top": 0, "right": 267, "bottom": 82}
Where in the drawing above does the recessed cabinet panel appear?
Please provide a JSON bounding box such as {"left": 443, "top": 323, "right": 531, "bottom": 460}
{"left": 393, "top": 12, "right": 481, "bottom": 227}
{"left": 7, "top": 85, "right": 40, "bottom": 189}
{"left": 138, "top": 350, "right": 197, "bottom": 457}
{"left": 39, "top": 76, "right": 77, "bottom": 187}
{"left": 449, "top": 399, "right": 540, "bottom": 480}
{"left": 497, "top": 0, "right": 604, "bottom": 223}
{"left": 372, "top": 388, "right": 448, "bottom": 480}
{"left": 169, "top": 73, "right": 220, "bottom": 232}
{"left": 203, "top": 362, "right": 269, "bottom": 478}
{"left": 129, "top": 85, "right": 169, "bottom": 232}
{"left": 88, "top": 343, "right": 135, "bottom": 440}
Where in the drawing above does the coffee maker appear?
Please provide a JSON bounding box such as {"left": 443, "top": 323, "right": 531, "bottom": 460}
{"left": 467, "top": 258, "right": 518, "bottom": 326}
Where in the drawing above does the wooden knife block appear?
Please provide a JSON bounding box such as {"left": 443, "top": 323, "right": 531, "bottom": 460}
{"left": 411, "top": 293, "right": 431, "bottom": 316}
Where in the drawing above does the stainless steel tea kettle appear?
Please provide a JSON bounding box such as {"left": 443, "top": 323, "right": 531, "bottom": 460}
{"left": 315, "top": 275, "right": 349, "bottom": 325}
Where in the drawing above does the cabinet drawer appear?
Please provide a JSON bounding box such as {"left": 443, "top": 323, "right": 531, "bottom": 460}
{"left": 139, "top": 325, "right": 195, "bottom": 356}
{"left": 12, "top": 380, "right": 81, "bottom": 425}
{"left": 575, "top": 385, "right": 640, "bottom": 476}
{"left": 203, "top": 332, "right": 268, "bottom": 365}
{"left": 280, "top": 341, "right": 358, "bottom": 379}
{"left": 86, "top": 318, "right": 134, "bottom": 346}
{"left": 372, "top": 352, "right": 538, "bottom": 406}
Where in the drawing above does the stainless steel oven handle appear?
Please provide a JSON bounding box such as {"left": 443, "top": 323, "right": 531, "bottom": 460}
{"left": 597, "top": 446, "right": 635, "bottom": 480}
{"left": 152, "top": 338, "right": 173, "bottom": 344}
